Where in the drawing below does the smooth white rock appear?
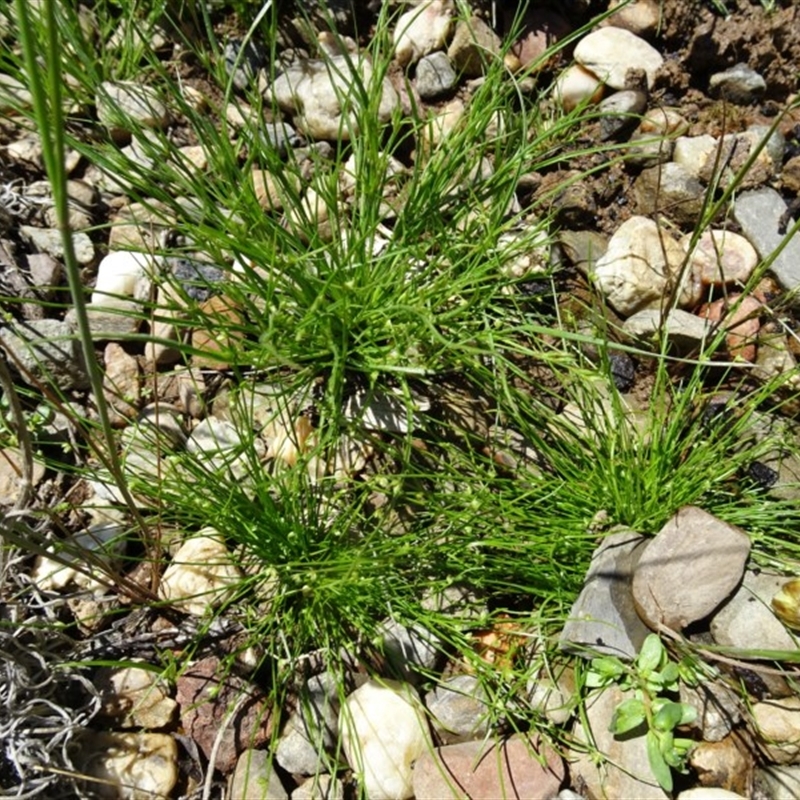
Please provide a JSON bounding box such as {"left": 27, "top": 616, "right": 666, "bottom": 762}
{"left": 752, "top": 697, "right": 800, "bottom": 764}
{"left": 394, "top": 0, "right": 453, "bottom": 67}
{"left": 186, "top": 418, "right": 241, "bottom": 455}
{"left": 339, "top": 679, "right": 432, "bottom": 800}
{"left": 554, "top": 63, "right": 604, "bottom": 112}
{"left": 159, "top": 531, "right": 242, "bottom": 617}
{"left": 673, "top": 134, "right": 718, "bottom": 177}
{"left": 592, "top": 216, "right": 698, "bottom": 316}
{"left": 574, "top": 27, "right": 663, "bottom": 90}
{"left": 270, "top": 55, "right": 398, "bottom": 141}
{"left": 78, "top": 731, "right": 178, "bottom": 800}
{"left": 96, "top": 81, "right": 169, "bottom": 136}
{"left": 96, "top": 663, "right": 177, "bottom": 729}
{"left": 92, "top": 250, "right": 155, "bottom": 305}
{"left": 676, "top": 790, "right": 747, "bottom": 800}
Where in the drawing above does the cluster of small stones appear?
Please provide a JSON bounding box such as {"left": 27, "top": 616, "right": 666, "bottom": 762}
{"left": 2, "top": 0, "right": 800, "bottom": 797}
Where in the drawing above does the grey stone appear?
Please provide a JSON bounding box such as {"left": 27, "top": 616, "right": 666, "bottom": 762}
{"left": 574, "top": 26, "right": 663, "bottom": 90}
{"left": 186, "top": 418, "right": 241, "bottom": 455}
{"left": 558, "top": 230, "right": 608, "bottom": 276}
{"left": 415, "top": 52, "right": 457, "bottom": 100}
{"left": 96, "top": 80, "right": 169, "bottom": 140}
{"left": 560, "top": 529, "right": 652, "bottom": 659}
{"left": 572, "top": 685, "right": 669, "bottom": 799}
{"left": 633, "top": 162, "right": 706, "bottom": 226}
{"left": 632, "top": 506, "right": 751, "bottom": 631}
{"left": 679, "top": 681, "right": 742, "bottom": 743}
{"left": 259, "top": 120, "right": 303, "bottom": 156}
{"left": 599, "top": 89, "right": 647, "bottom": 140}
{"left": 749, "top": 124, "right": 786, "bottom": 166}
{"left": 223, "top": 38, "right": 266, "bottom": 91}
{"left": 275, "top": 673, "right": 339, "bottom": 776}
{"left": 229, "top": 750, "right": 287, "bottom": 800}
{"left": 709, "top": 63, "right": 766, "bottom": 104}
{"left": 623, "top": 308, "right": 712, "bottom": 354}
{"left": 711, "top": 570, "right": 800, "bottom": 653}
{"left": 426, "top": 675, "right": 490, "bottom": 742}
{"left": 733, "top": 188, "right": 800, "bottom": 301}
{"left": 19, "top": 225, "right": 95, "bottom": 266}
{"left": 754, "top": 764, "right": 800, "bottom": 800}
{"left": 66, "top": 301, "right": 143, "bottom": 340}
{"left": 378, "top": 618, "right": 440, "bottom": 682}
{"left": 0, "top": 318, "right": 89, "bottom": 390}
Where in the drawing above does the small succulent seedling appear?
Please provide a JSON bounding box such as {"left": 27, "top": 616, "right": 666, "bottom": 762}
{"left": 585, "top": 634, "right": 699, "bottom": 793}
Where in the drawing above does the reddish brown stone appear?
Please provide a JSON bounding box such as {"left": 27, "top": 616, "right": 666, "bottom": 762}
{"left": 411, "top": 734, "right": 564, "bottom": 799}
{"left": 698, "top": 294, "right": 761, "bottom": 362}
{"left": 175, "top": 656, "right": 272, "bottom": 774}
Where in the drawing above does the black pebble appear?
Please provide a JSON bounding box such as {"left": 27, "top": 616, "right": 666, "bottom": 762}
{"left": 609, "top": 353, "right": 635, "bottom": 392}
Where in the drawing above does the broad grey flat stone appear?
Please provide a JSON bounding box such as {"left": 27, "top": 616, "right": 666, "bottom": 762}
{"left": 623, "top": 308, "right": 712, "bottom": 353}
{"left": 733, "top": 188, "right": 800, "bottom": 301}
{"left": 0, "top": 318, "right": 89, "bottom": 390}
{"left": 560, "top": 529, "right": 651, "bottom": 659}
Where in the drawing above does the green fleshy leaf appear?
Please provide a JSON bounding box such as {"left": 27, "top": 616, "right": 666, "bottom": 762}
{"left": 653, "top": 701, "right": 686, "bottom": 732}
{"left": 647, "top": 730, "right": 674, "bottom": 793}
{"left": 637, "top": 634, "right": 665, "bottom": 675}
{"left": 610, "top": 697, "right": 647, "bottom": 735}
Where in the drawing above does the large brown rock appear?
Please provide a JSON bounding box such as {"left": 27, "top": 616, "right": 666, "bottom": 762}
{"left": 632, "top": 507, "right": 750, "bottom": 631}
{"left": 176, "top": 656, "right": 272, "bottom": 774}
{"left": 411, "top": 734, "right": 564, "bottom": 799}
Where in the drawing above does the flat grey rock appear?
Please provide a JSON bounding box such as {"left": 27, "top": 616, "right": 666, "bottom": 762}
{"left": 733, "top": 188, "right": 800, "bottom": 302}
{"left": 416, "top": 52, "right": 457, "bottom": 99}
{"left": 623, "top": 308, "right": 712, "bottom": 353}
{"left": 0, "top": 318, "right": 89, "bottom": 390}
{"left": 560, "top": 529, "right": 652, "bottom": 659}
